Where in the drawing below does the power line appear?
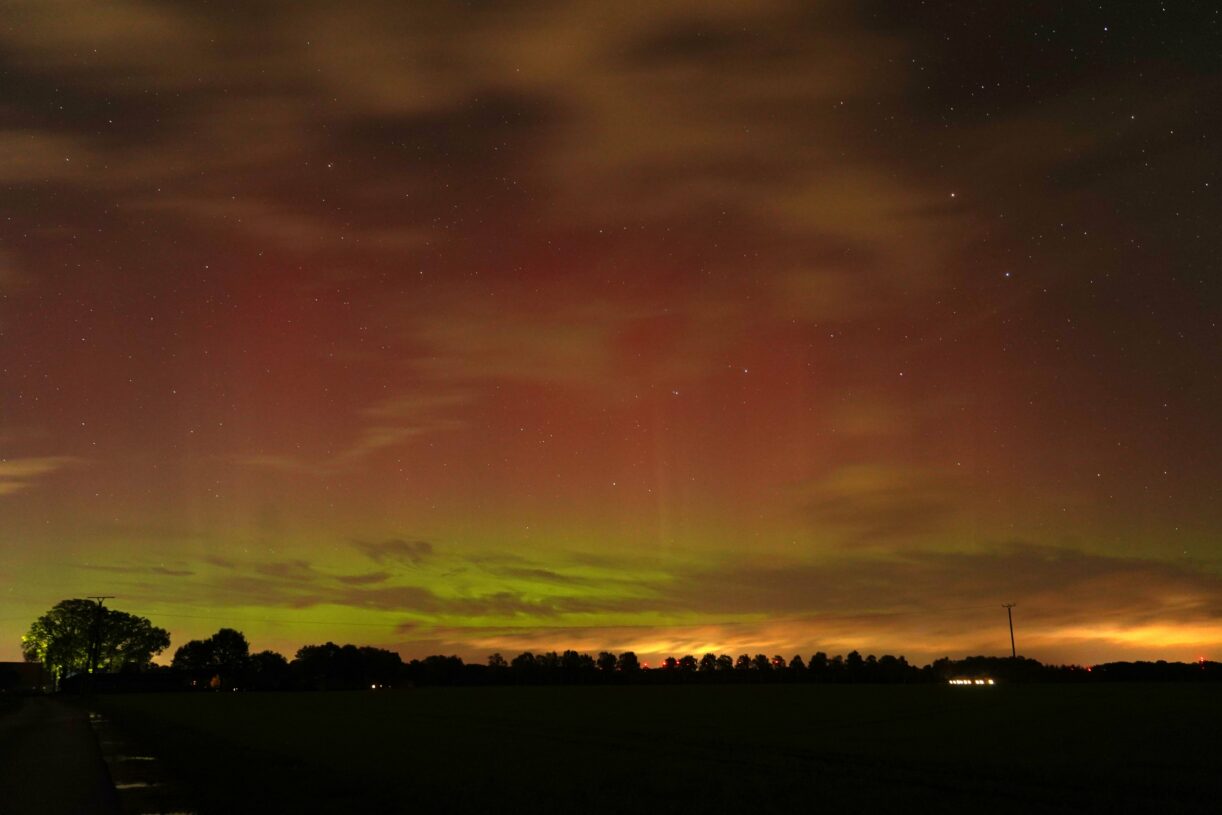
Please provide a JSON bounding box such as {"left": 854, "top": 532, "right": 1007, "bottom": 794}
{"left": 134, "top": 609, "right": 410, "bottom": 628}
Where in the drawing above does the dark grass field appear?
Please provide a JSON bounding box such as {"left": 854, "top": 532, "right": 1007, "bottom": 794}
{"left": 91, "top": 684, "right": 1222, "bottom": 813}
{"left": 0, "top": 694, "right": 21, "bottom": 716}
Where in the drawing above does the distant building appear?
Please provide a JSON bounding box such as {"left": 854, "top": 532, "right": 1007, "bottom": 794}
{"left": 0, "top": 661, "right": 51, "bottom": 693}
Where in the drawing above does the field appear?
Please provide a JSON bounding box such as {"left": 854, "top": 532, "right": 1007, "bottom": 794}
{"left": 93, "top": 684, "right": 1222, "bottom": 813}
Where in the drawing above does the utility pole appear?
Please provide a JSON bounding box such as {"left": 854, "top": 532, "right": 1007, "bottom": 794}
{"left": 85, "top": 596, "right": 115, "bottom": 681}
{"left": 1002, "top": 603, "right": 1017, "bottom": 659}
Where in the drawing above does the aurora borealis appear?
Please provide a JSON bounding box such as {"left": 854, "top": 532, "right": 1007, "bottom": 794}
{"left": 1, "top": 2, "right": 1220, "bottom": 666}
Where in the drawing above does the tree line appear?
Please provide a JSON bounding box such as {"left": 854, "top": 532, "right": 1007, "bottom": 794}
{"left": 18, "top": 598, "right": 1222, "bottom": 691}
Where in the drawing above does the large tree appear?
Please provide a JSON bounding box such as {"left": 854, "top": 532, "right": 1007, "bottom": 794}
{"left": 22, "top": 599, "right": 170, "bottom": 686}
{"left": 171, "top": 628, "right": 250, "bottom": 673}
{"left": 616, "top": 651, "right": 640, "bottom": 674}
{"left": 294, "top": 642, "right": 404, "bottom": 689}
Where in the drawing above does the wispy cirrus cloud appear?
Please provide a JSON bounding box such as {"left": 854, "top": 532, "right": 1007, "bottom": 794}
{"left": 74, "top": 561, "right": 194, "bottom": 577}
{"left": 238, "top": 392, "right": 469, "bottom": 475}
{"left": 797, "top": 464, "right": 973, "bottom": 548}
{"left": 336, "top": 571, "right": 392, "bottom": 586}
{"left": 352, "top": 539, "right": 434, "bottom": 567}
{"left": 0, "top": 456, "right": 82, "bottom": 496}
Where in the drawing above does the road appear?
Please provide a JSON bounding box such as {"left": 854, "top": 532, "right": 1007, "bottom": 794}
{"left": 0, "top": 696, "right": 120, "bottom": 815}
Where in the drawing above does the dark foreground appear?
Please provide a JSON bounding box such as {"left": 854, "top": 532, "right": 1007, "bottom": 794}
{"left": 0, "top": 696, "right": 119, "bottom": 814}
{"left": 88, "top": 684, "right": 1220, "bottom": 813}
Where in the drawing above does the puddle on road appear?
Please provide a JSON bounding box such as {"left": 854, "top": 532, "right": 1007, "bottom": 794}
{"left": 88, "top": 709, "right": 197, "bottom": 815}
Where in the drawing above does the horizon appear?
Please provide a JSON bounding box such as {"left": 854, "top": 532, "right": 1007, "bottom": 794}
{"left": 13, "top": 595, "right": 1217, "bottom": 669}
{"left": 2, "top": 3, "right": 1221, "bottom": 669}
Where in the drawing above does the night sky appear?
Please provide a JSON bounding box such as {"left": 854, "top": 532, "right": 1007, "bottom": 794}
{"left": 2, "top": 2, "right": 1220, "bottom": 666}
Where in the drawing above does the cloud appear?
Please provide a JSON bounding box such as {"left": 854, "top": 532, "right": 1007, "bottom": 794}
{"left": 0, "top": 2, "right": 1217, "bottom": 670}
{"left": 487, "top": 566, "right": 598, "bottom": 588}
{"left": 0, "top": 456, "right": 81, "bottom": 496}
{"left": 202, "top": 555, "right": 237, "bottom": 570}
{"left": 0, "top": 130, "right": 96, "bottom": 184}
{"left": 0, "top": 249, "right": 22, "bottom": 289}
{"left": 336, "top": 571, "right": 392, "bottom": 586}
{"left": 88, "top": 538, "right": 1222, "bottom": 667}
{"left": 795, "top": 464, "right": 972, "bottom": 547}
{"left": 74, "top": 562, "right": 195, "bottom": 577}
{"left": 140, "top": 195, "right": 434, "bottom": 255}
{"left": 106, "top": 543, "right": 1222, "bottom": 650}
{"left": 398, "top": 544, "right": 1222, "bottom": 664}
{"left": 657, "top": 544, "right": 1222, "bottom": 661}
{"left": 0, "top": 2, "right": 211, "bottom": 85}
{"left": 337, "top": 394, "right": 469, "bottom": 463}
{"left": 352, "top": 539, "right": 434, "bottom": 567}
{"left": 238, "top": 391, "right": 469, "bottom": 476}
{"left": 0, "top": 1, "right": 980, "bottom": 326}
{"left": 409, "top": 301, "right": 621, "bottom": 388}
{"left": 159, "top": 557, "right": 631, "bottom": 621}
{"left": 254, "top": 560, "right": 317, "bottom": 580}
{"left": 330, "top": 587, "right": 621, "bottom": 619}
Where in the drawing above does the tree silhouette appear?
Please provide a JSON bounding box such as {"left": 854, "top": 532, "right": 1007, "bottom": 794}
{"left": 172, "top": 639, "right": 214, "bottom": 672}
{"left": 511, "top": 651, "right": 537, "bottom": 682}
{"left": 247, "top": 650, "right": 289, "bottom": 689}
{"left": 559, "top": 650, "right": 595, "bottom": 683}
{"left": 210, "top": 628, "right": 250, "bottom": 668}
{"left": 616, "top": 651, "right": 640, "bottom": 674}
{"left": 171, "top": 628, "right": 250, "bottom": 686}
{"left": 535, "top": 651, "right": 561, "bottom": 682}
{"left": 293, "top": 642, "right": 342, "bottom": 689}
{"left": 22, "top": 599, "right": 169, "bottom": 686}
{"left": 361, "top": 646, "right": 405, "bottom": 686}
{"left": 294, "top": 642, "right": 404, "bottom": 689}
{"left": 809, "top": 651, "right": 829, "bottom": 681}
{"left": 877, "top": 654, "right": 903, "bottom": 682}
{"left": 596, "top": 651, "right": 618, "bottom": 674}
{"left": 699, "top": 653, "right": 718, "bottom": 673}
{"left": 409, "top": 654, "right": 459, "bottom": 685}
{"left": 846, "top": 650, "right": 864, "bottom": 680}
{"left": 485, "top": 653, "right": 509, "bottom": 684}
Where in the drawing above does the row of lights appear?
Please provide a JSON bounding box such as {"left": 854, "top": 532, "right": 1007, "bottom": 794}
{"left": 948, "top": 678, "right": 996, "bottom": 685}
